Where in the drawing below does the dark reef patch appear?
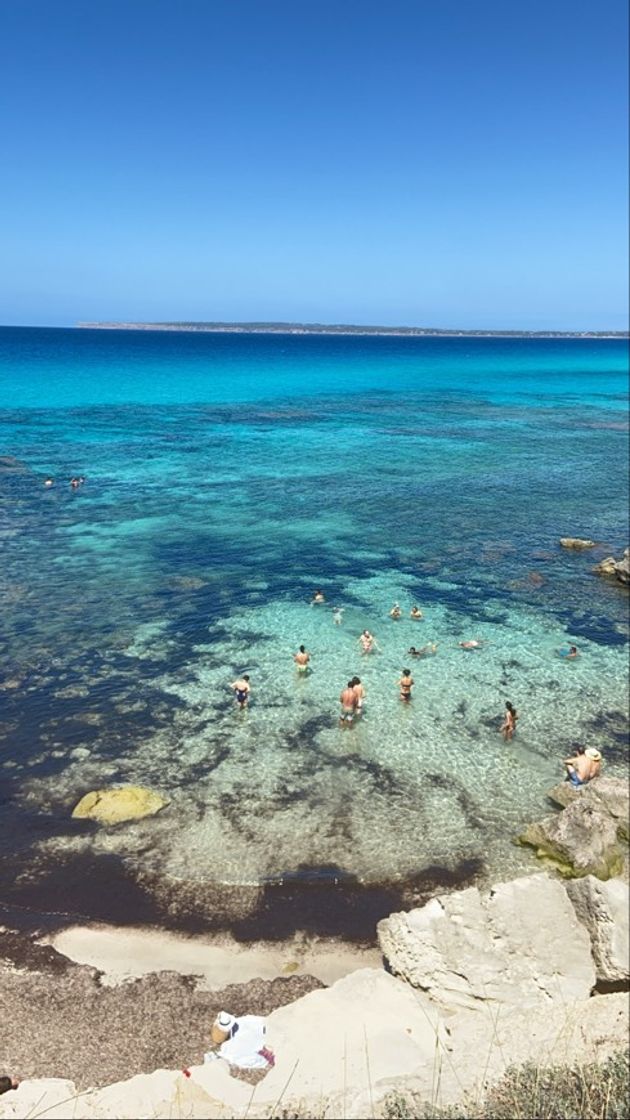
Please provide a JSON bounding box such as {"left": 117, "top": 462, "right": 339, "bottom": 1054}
{"left": 0, "top": 847, "right": 485, "bottom": 945}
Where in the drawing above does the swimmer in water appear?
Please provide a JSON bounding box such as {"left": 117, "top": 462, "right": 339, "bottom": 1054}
{"left": 500, "top": 701, "right": 518, "bottom": 742}
{"left": 459, "top": 639, "right": 484, "bottom": 650}
{"left": 410, "top": 606, "right": 423, "bottom": 620}
{"left": 44, "top": 477, "right": 54, "bottom": 488}
{"left": 294, "top": 645, "right": 311, "bottom": 674}
{"left": 408, "top": 643, "right": 438, "bottom": 657}
{"left": 230, "top": 675, "right": 251, "bottom": 709}
{"left": 332, "top": 607, "right": 344, "bottom": 625}
{"left": 351, "top": 676, "right": 365, "bottom": 715}
{"left": 389, "top": 603, "right": 402, "bottom": 620}
{"left": 312, "top": 590, "right": 325, "bottom": 604}
{"left": 358, "top": 630, "right": 379, "bottom": 654}
{"left": 397, "top": 669, "right": 414, "bottom": 702}
{"left": 560, "top": 645, "right": 579, "bottom": 659}
{"left": 339, "top": 681, "right": 356, "bottom": 726}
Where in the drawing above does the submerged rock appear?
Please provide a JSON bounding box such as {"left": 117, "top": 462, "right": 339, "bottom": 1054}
{"left": 71, "top": 786, "right": 169, "bottom": 825}
{"left": 559, "top": 537, "right": 596, "bottom": 549}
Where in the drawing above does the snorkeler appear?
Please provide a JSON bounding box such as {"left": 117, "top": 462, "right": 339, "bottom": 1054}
{"left": 408, "top": 643, "right": 438, "bottom": 657}
{"left": 294, "top": 645, "right": 311, "bottom": 673}
{"left": 230, "top": 675, "right": 251, "bottom": 709}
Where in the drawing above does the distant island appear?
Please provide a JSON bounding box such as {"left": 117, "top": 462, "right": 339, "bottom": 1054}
{"left": 77, "top": 321, "right": 629, "bottom": 338}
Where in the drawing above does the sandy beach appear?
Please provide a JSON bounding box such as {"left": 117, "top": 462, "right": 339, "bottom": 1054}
{"left": 1, "top": 918, "right": 377, "bottom": 1091}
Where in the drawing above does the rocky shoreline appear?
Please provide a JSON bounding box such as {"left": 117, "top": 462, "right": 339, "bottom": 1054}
{"left": 2, "top": 776, "right": 628, "bottom": 1119}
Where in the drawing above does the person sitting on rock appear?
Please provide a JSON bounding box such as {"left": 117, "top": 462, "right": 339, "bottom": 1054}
{"left": 0, "top": 1076, "right": 19, "bottom": 1096}
{"left": 563, "top": 745, "right": 601, "bottom": 787}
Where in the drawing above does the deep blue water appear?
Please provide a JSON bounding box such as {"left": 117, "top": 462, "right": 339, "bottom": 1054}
{"left": 0, "top": 327, "right": 628, "bottom": 930}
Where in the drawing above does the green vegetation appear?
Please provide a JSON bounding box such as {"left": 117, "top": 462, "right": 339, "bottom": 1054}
{"left": 383, "top": 1052, "right": 630, "bottom": 1120}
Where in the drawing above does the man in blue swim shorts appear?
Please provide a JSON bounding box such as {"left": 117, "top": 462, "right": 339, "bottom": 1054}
{"left": 230, "top": 674, "right": 251, "bottom": 709}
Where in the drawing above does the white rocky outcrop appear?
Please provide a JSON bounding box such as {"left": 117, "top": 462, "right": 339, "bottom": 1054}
{"left": 377, "top": 873, "right": 595, "bottom": 1012}
{"left": 2, "top": 871, "right": 628, "bottom": 1119}
{"left": 566, "top": 876, "right": 630, "bottom": 984}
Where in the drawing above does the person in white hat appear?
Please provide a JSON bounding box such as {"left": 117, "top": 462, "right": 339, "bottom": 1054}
{"left": 210, "top": 1011, "right": 236, "bottom": 1045}
{"left": 563, "top": 745, "right": 601, "bottom": 786}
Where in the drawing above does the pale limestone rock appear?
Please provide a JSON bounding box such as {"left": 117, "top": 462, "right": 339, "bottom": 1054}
{"left": 377, "top": 874, "right": 594, "bottom": 1012}
{"left": 520, "top": 798, "right": 624, "bottom": 879}
{"left": 0, "top": 1080, "right": 82, "bottom": 1120}
{"left": 82, "top": 1068, "right": 236, "bottom": 1119}
{"left": 595, "top": 557, "right": 619, "bottom": 576}
{"left": 566, "top": 877, "right": 630, "bottom": 984}
{"left": 595, "top": 548, "right": 629, "bottom": 584}
{"left": 547, "top": 777, "right": 629, "bottom": 840}
{"left": 71, "top": 786, "right": 168, "bottom": 825}
{"left": 255, "top": 968, "right": 447, "bottom": 1109}
{"left": 560, "top": 537, "right": 595, "bottom": 549}
{"left": 438, "top": 991, "right": 630, "bottom": 1110}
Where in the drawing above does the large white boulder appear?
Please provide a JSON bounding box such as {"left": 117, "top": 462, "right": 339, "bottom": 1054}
{"left": 566, "top": 876, "right": 630, "bottom": 984}
{"left": 254, "top": 968, "right": 447, "bottom": 1109}
{"left": 377, "top": 873, "right": 595, "bottom": 1012}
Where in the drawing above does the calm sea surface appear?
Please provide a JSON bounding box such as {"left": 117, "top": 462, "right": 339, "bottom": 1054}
{"left": 1, "top": 328, "right": 628, "bottom": 932}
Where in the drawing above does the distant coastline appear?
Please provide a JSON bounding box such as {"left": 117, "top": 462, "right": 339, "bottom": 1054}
{"left": 76, "top": 321, "right": 629, "bottom": 339}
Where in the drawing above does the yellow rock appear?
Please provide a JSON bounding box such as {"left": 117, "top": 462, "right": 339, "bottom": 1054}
{"left": 72, "top": 785, "right": 168, "bottom": 824}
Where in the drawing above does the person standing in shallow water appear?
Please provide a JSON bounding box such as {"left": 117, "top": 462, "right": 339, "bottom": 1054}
{"left": 230, "top": 674, "right": 250, "bottom": 709}
{"left": 397, "top": 668, "right": 414, "bottom": 702}
{"left": 312, "top": 590, "right": 325, "bottom": 604}
{"left": 339, "top": 680, "right": 356, "bottom": 726}
{"left": 500, "top": 701, "right": 518, "bottom": 741}
{"left": 294, "top": 645, "right": 311, "bottom": 674}
{"left": 351, "top": 676, "right": 365, "bottom": 715}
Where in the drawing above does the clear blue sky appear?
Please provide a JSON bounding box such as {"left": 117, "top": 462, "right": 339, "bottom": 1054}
{"left": 1, "top": 0, "right": 628, "bottom": 330}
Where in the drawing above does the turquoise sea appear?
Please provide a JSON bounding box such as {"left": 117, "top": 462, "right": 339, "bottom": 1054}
{"left": 0, "top": 327, "right": 628, "bottom": 936}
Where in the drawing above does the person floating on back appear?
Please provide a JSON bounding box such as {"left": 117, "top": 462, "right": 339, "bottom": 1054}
{"left": 230, "top": 674, "right": 251, "bottom": 709}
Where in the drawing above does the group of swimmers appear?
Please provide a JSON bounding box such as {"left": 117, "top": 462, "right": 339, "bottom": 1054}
{"left": 229, "top": 591, "right": 598, "bottom": 774}
{"left": 44, "top": 476, "right": 86, "bottom": 489}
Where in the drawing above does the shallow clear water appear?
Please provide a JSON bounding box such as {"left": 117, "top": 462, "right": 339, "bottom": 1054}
{"left": 0, "top": 329, "right": 628, "bottom": 926}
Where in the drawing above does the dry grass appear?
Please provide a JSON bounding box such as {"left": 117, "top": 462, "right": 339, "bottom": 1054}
{"left": 382, "top": 1051, "right": 630, "bottom": 1120}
